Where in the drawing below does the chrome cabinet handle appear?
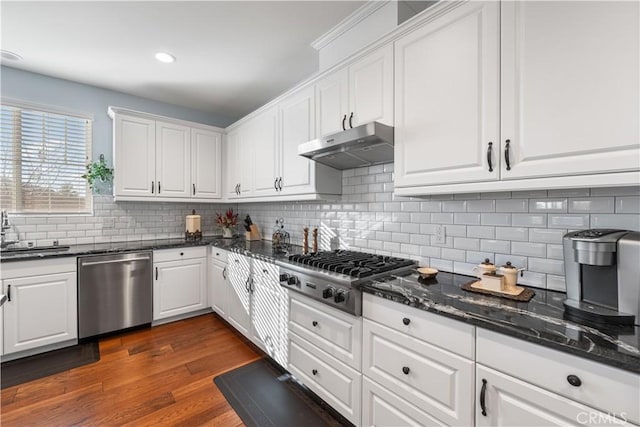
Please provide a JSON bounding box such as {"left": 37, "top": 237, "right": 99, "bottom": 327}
{"left": 487, "top": 142, "right": 494, "bottom": 172}
{"left": 504, "top": 139, "right": 512, "bottom": 171}
{"left": 342, "top": 114, "right": 346, "bottom": 131}
{"left": 349, "top": 112, "right": 354, "bottom": 128}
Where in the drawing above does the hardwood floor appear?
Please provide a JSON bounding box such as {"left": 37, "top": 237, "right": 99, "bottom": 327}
{"left": 1, "top": 314, "right": 262, "bottom": 426}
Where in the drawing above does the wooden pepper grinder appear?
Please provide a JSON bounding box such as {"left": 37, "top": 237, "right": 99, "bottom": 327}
{"left": 312, "top": 227, "right": 318, "bottom": 253}
{"left": 303, "top": 227, "right": 309, "bottom": 254}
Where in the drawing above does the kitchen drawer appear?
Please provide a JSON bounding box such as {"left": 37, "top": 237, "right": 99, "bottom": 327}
{"left": 153, "top": 246, "right": 207, "bottom": 263}
{"left": 363, "top": 292, "right": 475, "bottom": 359}
{"left": 477, "top": 328, "right": 640, "bottom": 425}
{"left": 210, "top": 247, "right": 228, "bottom": 263}
{"left": 288, "top": 292, "right": 361, "bottom": 370}
{"left": 288, "top": 332, "right": 361, "bottom": 426}
{"left": 362, "top": 376, "right": 445, "bottom": 427}
{"left": 363, "top": 318, "right": 474, "bottom": 426}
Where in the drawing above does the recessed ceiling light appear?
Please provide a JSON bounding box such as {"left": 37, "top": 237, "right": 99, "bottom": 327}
{"left": 155, "top": 52, "right": 175, "bottom": 63}
{"left": 0, "top": 50, "right": 22, "bottom": 61}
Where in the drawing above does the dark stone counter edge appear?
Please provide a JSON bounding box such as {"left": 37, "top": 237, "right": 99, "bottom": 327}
{"left": 360, "top": 287, "right": 639, "bottom": 375}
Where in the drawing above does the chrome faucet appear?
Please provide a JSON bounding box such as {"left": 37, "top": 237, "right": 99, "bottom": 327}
{"left": 1, "top": 210, "right": 18, "bottom": 249}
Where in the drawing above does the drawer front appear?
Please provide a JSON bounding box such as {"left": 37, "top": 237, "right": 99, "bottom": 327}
{"left": 477, "top": 365, "right": 633, "bottom": 427}
{"left": 288, "top": 293, "right": 361, "bottom": 370}
{"left": 288, "top": 332, "right": 361, "bottom": 426}
{"left": 477, "top": 328, "right": 640, "bottom": 425}
{"left": 363, "top": 377, "right": 446, "bottom": 427}
{"left": 210, "top": 247, "right": 228, "bottom": 263}
{"left": 363, "top": 293, "right": 475, "bottom": 359}
{"left": 153, "top": 246, "right": 207, "bottom": 263}
{"left": 363, "top": 319, "right": 474, "bottom": 426}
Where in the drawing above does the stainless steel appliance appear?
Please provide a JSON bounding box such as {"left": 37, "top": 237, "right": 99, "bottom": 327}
{"left": 563, "top": 229, "right": 640, "bottom": 326}
{"left": 78, "top": 251, "right": 153, "bottom": 339}
{"left": 279, "top": 250, "right": 416, "bottom": 316}
{"left": 298, "top": 122, "right": 394, "bottom": 170}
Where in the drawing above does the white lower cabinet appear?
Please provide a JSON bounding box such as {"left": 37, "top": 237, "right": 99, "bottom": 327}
{"left": 224, "top": 253, "right": 252, "bottom": 336}
{"left": 1, "top": 258, "right": 77, "bottom": 356}
{"left": 209, "top": 260, "right": 228, "bottom": 318}
{"left": 153, "top": 247, "right": 207, "bottom": 321}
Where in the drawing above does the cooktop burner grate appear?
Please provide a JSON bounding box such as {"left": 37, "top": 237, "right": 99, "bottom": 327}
{"left": 288, "top": 250, "right": 415, "bottom": 278}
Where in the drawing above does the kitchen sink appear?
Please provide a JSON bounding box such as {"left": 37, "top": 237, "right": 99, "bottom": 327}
{"left": 0, "top": 245, "right": 71, "bottom": 254}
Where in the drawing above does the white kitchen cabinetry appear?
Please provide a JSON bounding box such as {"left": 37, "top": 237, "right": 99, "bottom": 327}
{"left": 2, "top": 258, "right": 77, "bottom": 357}
{"left": 316, "top": 44, "right": 393, "bottom": 137}
{"left": 225, "top": 121, "right": 256, "bottom": 199}
{"left": 477, "top": 328, "right": 640, "bottom": 426}
{"left": 209, "top": 247, "right": 229, "bottom": 317}
{"left": 288, "top": 293, "right": 362, "bottom": 425}
{"left": 362, "top": 293, "right": 475, "bottom": 426}
{"left": 153, "top": 247, "right": 208, "bottom": 322}
{"left": 394, "top": 1, "right": 639, "bottom": 195}
{"left": 249, "top": 106, "right": 279, "bottom": 197}
{"left": 225, "top": 252, "right": 252, "bottom": 336}
{"left": 110, "top": 107, "right": 223, "bottom": 202}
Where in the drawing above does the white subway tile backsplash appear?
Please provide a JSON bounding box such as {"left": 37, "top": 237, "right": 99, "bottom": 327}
{"left": 546, "top": 244, "right": 564, "bottom": 260}
{"left": 519, "top": 271, "right": 546, "bottom": 288}
{"left": 481, "top": 191, "right": 511, "bottom": 199}
{"left": 454, "top": 193, "right": 481, "bottom": 200}
{"left": 391, "top": 232, "right": 410, "bottom": 243}
{"left": 529, "top": 199, "right": 567, "bottom": 213}
{"left": 454, "top": 213, "right": 481, "bottom": 225}
{"left": 548, "top": 214, "right": 589, "bottom": 229}
{"left": 481, "top": 213, "right": 511, "bottom": 226}
{"left": 480, "top": 240, "right": 511, "bottom": 254}
{"left": 496, "top": 199, "right": 528, "bottom": 213}
{"left": 512, "top": 190, "right": 547, "bottom": 198}
{"left": 548, "top": 188, "right": 590, "bottom": 197}
{"left": 512, "top": 214, "right": 547, "bottom": 227}
{"left": 546, "top": 275, "right": 566, "bottom": 292}
{"left": 453, "top": 262, "right": 476, "bottom": 277}
{"left": 410, "top": 213, "right": 430, "bottom": 223}
{"left": 430, "top": 258, "right": 453, "bottom": 272}
{"left": 615, "top": 196, "right": 640, "bottom": 214}
{"left": 495, "top": 227, "right": 528, "bottom": 241}
{"left": 453, "top": 237, "right": 480, "bottom": 250}
{"left": 441, "top": 248, "right": 466, "bottom": 262}
{"left": 529, "top": 258, "right": 564, "bottom": 275}
{"left": 466, "top": 251, "right": 493, "bottom": 264}
{"left": 591, "top": 214, "right": 640, "bottom": 231}
{"left": 445, "top": 225, "right": 466, "bottom": 237}
{"left": 467, "top": 226, "right": 495, "bottom": 239}
{"left": 529, "top": 228, "right": 566, "bottom": 244}
{"left": 511, "top": 241, "right": 546, "bottom": 257}
{"left": 400, "top": 243, "right": 420, "bottom": 255}
{"left": 431, "top": 213, "right": 454, "bottom": 224}
{"left": 568, "top": 197, "right": 615, "bottom": 213}
{"left": 420, "top": 201, "right": 442, "bottom": 212}
{"left": 401, "top": 223, "right": 420, "bottom": 234}
{"left": 420, "top": 245, "right": 441, "bottom": 258}
{"left": 410, "top": 234, "right": 430, "bottom": 245}
{"left": 495, "top": 254, "right": 527, "bottom": 269}
{"left": 591, "top": 186, "right": 640, "bottom": 197}
{"left": 442, "top": 201, "right": 467, "bottom": 212}
{"left": 467, "top": 200, "right": 495, "bottom": 212}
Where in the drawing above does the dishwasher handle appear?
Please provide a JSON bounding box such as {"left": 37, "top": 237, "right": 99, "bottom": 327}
{"left": 80, "top": 256, "right": 151, "bottom": 267}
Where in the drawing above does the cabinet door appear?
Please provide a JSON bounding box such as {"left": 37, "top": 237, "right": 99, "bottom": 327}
{"left": 153, "top": 258, "right": 207, "bottom": 321}
{"left": 155, "top": 121, "right": 191, "bottom": 198}
{"left": 3, "top": 272, "right": 77, "bottom": 354}
{"left": 501, "top": 1, "right": 640, "bottom": 180}
{"left": 225, "top": 128, "right": 241, "bottom": 198}
{"left": 394, "top": 1, "right": 500, "bottom": 187}
{"left": 279, "top": 86, "right": 316, "bottom": 196}
{"left": 226, "top": 253, "right": 251, "bottom": 337}
{"left": 251, "top": 259, "right": 288, "bottom": 368}
{"left": 315, "top": 68, "right": 349, "bottom": 137}
{"left": 113, "top": 114, "right": 156, "bottom": 198}
{"left": 476, "top": 365, "right": 629, "bottom": 427}
{"left": 348, "top": 44, "right": 394, "bottom": 127}
{"left": 191, "top": 128, "right": 222, "bottom": 199}
{"left": 210, "top": 261, "right": 228, "bottom": 318}
{"left": 250, "top": 107, "right": 279, "bottom": 197}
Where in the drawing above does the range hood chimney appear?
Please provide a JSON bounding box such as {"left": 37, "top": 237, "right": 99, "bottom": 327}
{"left": 298, "top": 122, "right": 394, "bottom": 170}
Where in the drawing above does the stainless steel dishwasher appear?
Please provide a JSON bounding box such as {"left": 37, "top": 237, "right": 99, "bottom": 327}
{"left": 78, "top": 251, "right": 152, "bottom": 339}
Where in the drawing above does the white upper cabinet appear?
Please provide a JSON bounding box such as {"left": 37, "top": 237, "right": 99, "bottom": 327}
{"left": 225, "top": 127, "right": 242, "bottom": 198}
{"left": 279, "top": 86, "right": 316, "bottom": 195}
{"left": 191, "top": 128, "right": 222, "bottom": 199}
{"left": 348, "top": 43, "right": 394, "bottom": 129}
{"left": 113, "top": 114, "right": 156, "bottom": 198}
{"left": 250, "top": 106, "right": 279, "bottom": 197}
{"left": 316, "top": 44, "right": 393, "bottom": 138}
{"left": 394, "top": 1, "right": 639, "bottom": 195}
{"left": 500, "top": 1, "right": 640, "bottom": 180}
{"left": 155, "top": 121, "right": 191, "bottom": 198}
{"left": 110, "top": 108, "right": 223, "bottom": 202}
{"left": 394, "top": 1, "right": 500, "bottom": 187}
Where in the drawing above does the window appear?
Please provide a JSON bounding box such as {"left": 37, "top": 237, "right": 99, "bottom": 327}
{"left": 0, "top": 101, "right": 92, "bottom": 214}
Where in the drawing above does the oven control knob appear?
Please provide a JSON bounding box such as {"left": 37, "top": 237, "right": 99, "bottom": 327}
{"left": 287, "top": 276, "right": 299, "bottom": 286}
{"left": 279, "top": 273, "right": 290, "bottom": 283}
{"left": 334, "top": 290, "right": 347, "bottom": 303}
{"left": 322, "top": 287, "right": 334, "bottom": 299}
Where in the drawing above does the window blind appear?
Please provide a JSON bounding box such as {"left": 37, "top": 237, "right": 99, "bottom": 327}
{"left": 0, "top": 103, "right": 92, "bottom": 214}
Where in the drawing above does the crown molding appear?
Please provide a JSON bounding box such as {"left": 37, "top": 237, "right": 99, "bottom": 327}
{"left": 311, "top": 0, "right": 392, "bottom": 51}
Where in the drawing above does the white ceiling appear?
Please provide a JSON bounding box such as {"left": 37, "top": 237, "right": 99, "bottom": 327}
{"left": 1, "top": 1, "right": 366, "bottom": 122}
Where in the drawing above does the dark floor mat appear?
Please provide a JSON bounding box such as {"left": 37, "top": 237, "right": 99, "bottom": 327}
{"left": 214, "top": 359, "right": 350, "bottom": 427}
{"left": 1, "top": 341, "right": 100, "bottom": 389}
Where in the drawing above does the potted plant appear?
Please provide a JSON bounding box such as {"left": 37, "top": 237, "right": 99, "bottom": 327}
{"left": 82, "top": 154, "right": 113, "bottom": 194}
{"left": 216, "top": 208, "right": 238, "bottom": 238}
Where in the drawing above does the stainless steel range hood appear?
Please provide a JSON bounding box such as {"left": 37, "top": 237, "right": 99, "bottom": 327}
{"left": 298, "top": 122, "right": 394, "bottom": 170}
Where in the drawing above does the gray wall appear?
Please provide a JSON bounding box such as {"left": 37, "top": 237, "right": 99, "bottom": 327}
{"left": 0, "top": 66, "right": 234, "bottom": 168}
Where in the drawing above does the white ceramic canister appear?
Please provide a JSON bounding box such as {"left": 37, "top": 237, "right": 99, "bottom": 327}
{"left": 472, "top": 258, "right": 496, "bottom": 279}
{"left": 500, "top": 261, "right": 525, "bottom": 291}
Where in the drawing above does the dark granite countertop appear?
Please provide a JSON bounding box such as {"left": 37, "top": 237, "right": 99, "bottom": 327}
{"left": 358, "top": 271, "right": 640, "bottom": 374}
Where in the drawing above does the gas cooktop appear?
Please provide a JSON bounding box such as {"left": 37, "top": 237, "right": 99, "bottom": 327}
{"left": 288, "top": 250, "right": 416, "bottom": 278}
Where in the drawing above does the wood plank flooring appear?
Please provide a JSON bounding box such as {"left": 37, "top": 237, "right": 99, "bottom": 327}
{"left": 1, "top": 314, "right": 262, "bottom": 426}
